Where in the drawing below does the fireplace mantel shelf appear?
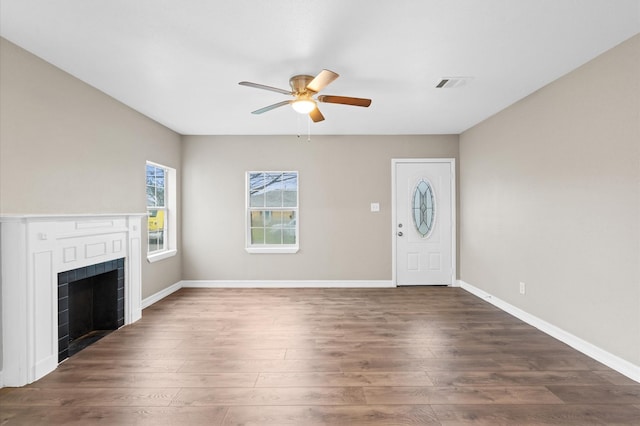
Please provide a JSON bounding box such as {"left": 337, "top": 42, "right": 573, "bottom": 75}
{"left": 0, "top": 213, "right": 147, "bottom": 221}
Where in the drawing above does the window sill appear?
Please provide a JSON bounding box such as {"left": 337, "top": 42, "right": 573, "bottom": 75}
{"left": 245, "top": 246, "right": 299, "bottom": 254}
{"left": 147, "top": 249, "right": 177, "bottom": 263}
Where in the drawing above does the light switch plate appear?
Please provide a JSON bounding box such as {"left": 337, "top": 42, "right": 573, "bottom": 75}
{"left": 370, "top": 202, "right": 380, "bottom": 212}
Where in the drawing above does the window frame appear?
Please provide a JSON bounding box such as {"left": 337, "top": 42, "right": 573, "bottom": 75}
{"left": 245, "top": 171, "right": 299, "bottom": 254}
{"left": 146, "top": 161, "right": 177, "bottom": 263}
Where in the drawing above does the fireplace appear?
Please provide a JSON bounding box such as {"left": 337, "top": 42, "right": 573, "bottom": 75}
{"left": 1, "top": 214, "right": 144, "bottom": 386}
{"left": 58, "top": 258, "right": 125, "bottom": 362}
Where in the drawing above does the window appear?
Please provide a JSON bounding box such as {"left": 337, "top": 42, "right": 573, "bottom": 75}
{"left": 412, "top": 179, "right": 435, "bottom": 238}
{"left": 146, "top": 161, "right": 177, "bottom": 262}
{"left": 246, "top": 171, "right": 299, "bottom": 253}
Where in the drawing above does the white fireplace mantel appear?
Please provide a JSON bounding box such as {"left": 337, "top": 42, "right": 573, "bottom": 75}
{"left": 1, "top": 213, "right": 145, "bottom": 387}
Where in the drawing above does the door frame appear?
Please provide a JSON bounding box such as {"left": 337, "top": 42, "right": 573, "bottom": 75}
{"left": 391, "top": 158, "right": 457, "bottom": 287}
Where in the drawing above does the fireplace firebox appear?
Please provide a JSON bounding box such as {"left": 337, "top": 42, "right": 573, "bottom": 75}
{"left": 58, "top": 258, "right": 125, "bottom": 361}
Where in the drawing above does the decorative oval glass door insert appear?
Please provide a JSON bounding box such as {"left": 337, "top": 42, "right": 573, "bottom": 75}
{"left": 412, "top": 180, "right": 435, "bottom": 237}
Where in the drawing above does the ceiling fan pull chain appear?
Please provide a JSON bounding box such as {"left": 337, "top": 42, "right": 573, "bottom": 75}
{"left": 308, "top": 115, "right": 311, "bottom": 142}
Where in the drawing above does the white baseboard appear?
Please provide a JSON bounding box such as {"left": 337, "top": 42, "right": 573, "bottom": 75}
{"left": 141, "top": 281, "right": 183, "bottom": 309}
{"left": 0, "top": 370, "right": 3, "bottom": 389}
{"left": 458, "top": 279, "right": 640, "bottom": 383}
{"left": 181, "top": 280, "right": 395, "bottom": 288}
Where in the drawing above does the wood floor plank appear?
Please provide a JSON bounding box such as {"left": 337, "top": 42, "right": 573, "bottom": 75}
{"left": 593, "top": 370, "right": 640, "bottom": 385}
{"left": 427, "top": 370, "right": 611, "bottom": 387}
{"left": 521, "top": 355, "right": 609, "bottom": 371}
{"left": 97, "top": 335, "right": 184, "bottom": 349}
{"left": 71, "top": 347, "right": 286, "bottom": 361}
{"left": 0, "top": 387, "right": 180, "bottom": 406}
{"left": 364, "top": 386, "right": 564, "bottom": 405}
{"left": 1, "top": 406, "right": 229, "bottom": 426}
{"left": 285, "top": 347, "right": 436, "bottom": 360}
{"left": 55, "top": 358, "right": 186, "bottom": 373}
{"left": 432, "top": 403, "right": 640, "bottom": 425}
{"left": 34, "top": 372, "right": 259, "bottom": 388}
{"left": 339, "top": 357, "right": 521, "bottom": 372}
{"left": 546, "top": 384, "right": 640, "bottom": 404}
{"left": 222, "top": 405, "right": 440, "bottom": 425}
{"left": 171, "top": 387, "right": 366, "bottom": 406}
{"left": 203, "top": 337, "right": 320, "bottom": 349}
{"left": 254, "top": 371, "right": 434, "bottom": 387}
{"left": 429, "top": 346, "right": 578, "bottom": 359}
{"left": 179, "top": 358, "right": 343, "bottom": 373}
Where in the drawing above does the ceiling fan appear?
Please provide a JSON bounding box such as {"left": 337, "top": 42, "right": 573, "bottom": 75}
{"left": 239, "top": 69, "right": 371, "bottom": 122}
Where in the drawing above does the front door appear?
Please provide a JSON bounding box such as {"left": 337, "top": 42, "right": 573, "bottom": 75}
{"left": 394, "top": 159, "right": 455, "bottom": 286}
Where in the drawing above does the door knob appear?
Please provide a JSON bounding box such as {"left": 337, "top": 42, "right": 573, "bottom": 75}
{"left": 397, "top": 231, "right": 403, "bottom": 237}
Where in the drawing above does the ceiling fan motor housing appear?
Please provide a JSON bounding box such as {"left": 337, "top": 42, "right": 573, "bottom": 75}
{"left": 289, "top": 75, "right": 315, "bottom": 94}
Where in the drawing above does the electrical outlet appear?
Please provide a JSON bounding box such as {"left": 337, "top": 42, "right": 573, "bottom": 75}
{"left": 519, "top": 282, "right": 526, "bottom": 295}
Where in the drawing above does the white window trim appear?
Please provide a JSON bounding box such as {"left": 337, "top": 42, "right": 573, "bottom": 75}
{"left": 245, "top": 171, "right": 299, "bottom": 254}
{"left": 147, "top": 248, "right": 177, "bottom": 263}
{"left": 147, "top": 161, "right": 178, "bottom": 263}
{"left": 245, "top": 246, "right": 299, "bottom": 254}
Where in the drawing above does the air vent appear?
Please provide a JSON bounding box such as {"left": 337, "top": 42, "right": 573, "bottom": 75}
{"left": 435, "top": 77, "right": 473, "bottom": 89}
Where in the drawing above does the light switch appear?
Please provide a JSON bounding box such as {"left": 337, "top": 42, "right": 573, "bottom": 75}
{"left": 370, "top": 202, "right": 380, "bottom": 212}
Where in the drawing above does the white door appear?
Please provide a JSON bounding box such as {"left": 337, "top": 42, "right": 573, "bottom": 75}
{"left": 394, "top": 160, "right": 455, "bottom": 286}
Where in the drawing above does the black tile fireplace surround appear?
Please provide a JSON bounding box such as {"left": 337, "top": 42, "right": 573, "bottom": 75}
{"left": 57, "top": 258, "right": 125, "bottom": 362}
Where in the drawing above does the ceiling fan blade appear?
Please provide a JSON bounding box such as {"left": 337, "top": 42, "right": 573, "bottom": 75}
{"left": 239, "top": 81, "right": 293, "bottom": 95}
{"left": 309, "top": 106, "right": 325, "bottom": 123}
{"left": 306, "top": 69, "right": 339, "bottom": 93}
{"left": 251, "top": 100, "right": 293, "bottom": 114}
{"left": 318, "top": 95, "right": 372, "bottom": 107}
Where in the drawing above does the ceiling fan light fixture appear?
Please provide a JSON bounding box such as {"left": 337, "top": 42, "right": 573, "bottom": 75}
{"left": 240, "top": 69, "right": 370, "bottom": 123}
{"left": 291, "top": 99, "right": 316, "bottom": 114}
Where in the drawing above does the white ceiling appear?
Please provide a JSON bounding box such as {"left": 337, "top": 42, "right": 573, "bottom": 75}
{"left": 1, "top": 1, "right": 639, "bottom": 135}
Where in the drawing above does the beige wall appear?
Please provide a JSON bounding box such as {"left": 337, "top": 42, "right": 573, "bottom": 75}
{"left": 0, "top": 37, "right": 183, "bottom": 299}
{"left": 182, "top": 135, "right": 458, "bottom": 281}
{"left": 460, "top": 34, "right": 640, "bottom": 365}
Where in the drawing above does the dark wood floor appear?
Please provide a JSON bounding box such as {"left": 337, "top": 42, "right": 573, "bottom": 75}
{"left": 2, "top": 287, "right": 640, "bottom": 425}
